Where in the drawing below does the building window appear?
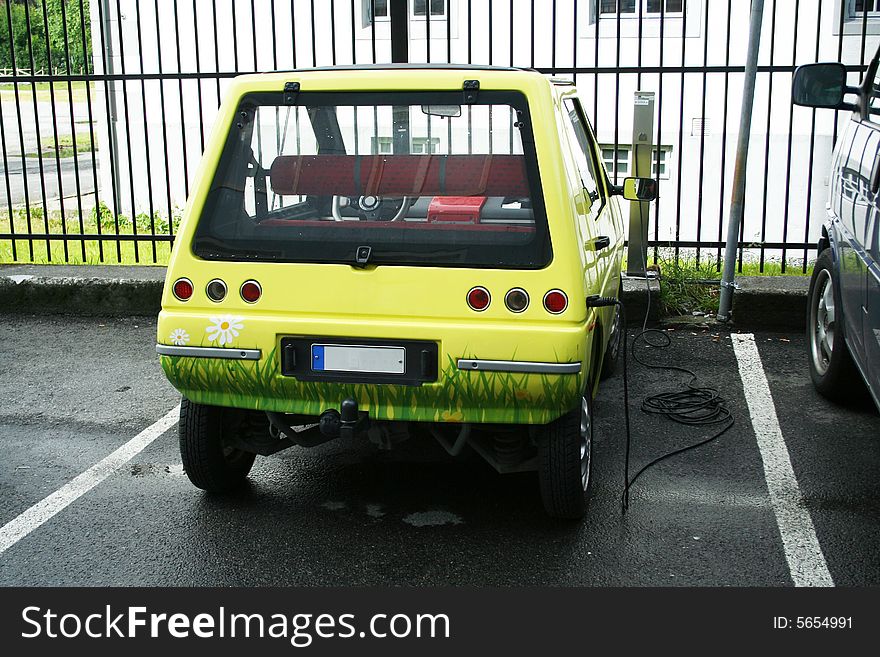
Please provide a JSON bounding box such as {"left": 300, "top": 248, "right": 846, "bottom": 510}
{"left": 411, "top": 137, "right": 440, "bottom": 153}
{"left": 371, "top": 136, "right": 439, "bottom": 154}
{"left": 833, "top": 0, "right": 880, "bottom": 35}
{"left": 601, "top": 145, "right": 671, "bottom": 179}
{"left": 598, "top": 0, "right": 684, "bottom": 17}
{"left": 373, "top": 136, "right": 393, "bottom": 154}
{"left": 413, "top": 0, "right": 447, "bottom": 18}
{"left": 602, "top": 146, "right": 630, "bottom": 177}
{"left": 364, "top": 0, "right": 389, "bottom": 26}
{"left": 364, "top": 0, "right": 447, "bottom": 26}
{"left": 853, "top": 0, "right": 880, "bottom": 17}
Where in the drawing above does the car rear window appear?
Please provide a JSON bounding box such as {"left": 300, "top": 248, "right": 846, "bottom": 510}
{"left": 192, "top": 90, "right": 552, "bottom": 269}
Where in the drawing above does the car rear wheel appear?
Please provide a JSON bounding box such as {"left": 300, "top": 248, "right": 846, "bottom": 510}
{"left": 179, "top": 398, "right": 256, "bottom": 492}
{"left": 537, "top": 393, "right": 593, "bottom": 519}
{"left": 807, "top": 249, "right": 861, "bottom": 401}
{"left": 600, "top": 300, "right": 623, "bottom": 380}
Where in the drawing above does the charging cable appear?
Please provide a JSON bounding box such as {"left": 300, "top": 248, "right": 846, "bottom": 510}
{"left": 588, "top": 280, "right": 735, "bottom": 512}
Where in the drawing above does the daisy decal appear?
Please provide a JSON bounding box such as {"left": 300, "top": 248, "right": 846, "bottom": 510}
{"left": 206, "top": 315, "right": 244, "bottom": 346}
{"left": 169, "top": 328, "right": 190, "bottom": 346}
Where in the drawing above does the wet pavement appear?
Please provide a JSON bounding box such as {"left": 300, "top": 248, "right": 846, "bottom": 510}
{"left": 0, "top": 314, "right": 877, "bottom": 586}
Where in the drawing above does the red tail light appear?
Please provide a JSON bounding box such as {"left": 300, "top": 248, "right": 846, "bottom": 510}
{"left": 172, "top": 278, "right": 193, "bottom": 301}
{"left": 543, "top": 290, "right": 568, "bottom": 314}
{"left": 467, "top": 286, "right": 491, "bottom": 311}
{"left": 240, "top": 280, "right": 262, "bottom": 303}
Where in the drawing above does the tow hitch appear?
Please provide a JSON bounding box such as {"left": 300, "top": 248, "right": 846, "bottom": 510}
{"left": 317, "top": 397, "right": 371, "bottom": 439}
{"left": 253, "top": 397, "right": 364, "bottom": 456}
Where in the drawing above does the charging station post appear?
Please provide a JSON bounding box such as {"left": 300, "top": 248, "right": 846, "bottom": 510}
{"left": 626, "top": 92, "right": 656, "bottom": 277}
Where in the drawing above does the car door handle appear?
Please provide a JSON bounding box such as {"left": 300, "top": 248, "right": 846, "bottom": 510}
{"left": 592, "top": 236, "right": 611, "bottom": 251}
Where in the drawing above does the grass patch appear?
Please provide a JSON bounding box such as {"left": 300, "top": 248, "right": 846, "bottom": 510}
{"left": 0, "top": 81, "right": 92, "bottom": 104}
{"left": 655, "top": 254, "right": 812, "bottom": 317}
{"left": 1, "top": 203, "right": 179, "bottom": 265}
{"left": 160, "top": 347, "right": 582, "bottom": 424}
{"left": 26, "top": 132, "right": 95, "bottom": 159}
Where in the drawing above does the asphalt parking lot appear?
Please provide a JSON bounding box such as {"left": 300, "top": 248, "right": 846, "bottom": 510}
{"left": 0, "top": 313, "right": 877, "bottom": 587}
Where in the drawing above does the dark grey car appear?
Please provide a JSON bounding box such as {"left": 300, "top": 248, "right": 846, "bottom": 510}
{"left": 793, "top": 47, "right": 880, "bottom": 411}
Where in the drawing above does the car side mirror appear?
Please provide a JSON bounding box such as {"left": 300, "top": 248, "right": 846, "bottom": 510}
{"left": 791, "top": 63, "right": 858, "bottom": 111}
{"left": 621, "top": 177, "right": 657, "bottom": 202}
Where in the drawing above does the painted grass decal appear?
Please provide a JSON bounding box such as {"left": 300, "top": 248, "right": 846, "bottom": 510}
{"left": 160, "top": 348, "right": 583, "bottom": 425}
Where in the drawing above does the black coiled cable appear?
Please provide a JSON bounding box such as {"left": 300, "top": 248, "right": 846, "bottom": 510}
{"left": 621, "top": 326, "right": 735, "bottom": 511}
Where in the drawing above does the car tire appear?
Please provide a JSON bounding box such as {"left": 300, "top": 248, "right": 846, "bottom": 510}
{"left": 537, "top": 393, "right": 593, "bottom": 519}
{"left": 600, "top": 293, "right": 623, "bottom": 380}
{"left": 179, "top": 398, "right": 256, "bottom": 492}
{"left": 807, "top": 249, "right": 861, "bottom": 401}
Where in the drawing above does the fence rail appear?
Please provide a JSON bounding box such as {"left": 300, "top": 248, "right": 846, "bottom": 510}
{"left": 1, "top": 0, "right": 878, "bottom": 272}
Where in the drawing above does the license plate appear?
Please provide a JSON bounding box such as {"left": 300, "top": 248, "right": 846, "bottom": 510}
{"left": 311, "top": 344, "right": 406, "bottom": 375}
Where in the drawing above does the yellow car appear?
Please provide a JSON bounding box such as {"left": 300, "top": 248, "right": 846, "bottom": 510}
{"left": 156, "top": 65, "right": 655, "bottom": 518}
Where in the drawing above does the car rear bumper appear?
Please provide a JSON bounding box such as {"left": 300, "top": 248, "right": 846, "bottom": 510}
{"left": 156, "top": 312, "right": 590, "bottom": 425}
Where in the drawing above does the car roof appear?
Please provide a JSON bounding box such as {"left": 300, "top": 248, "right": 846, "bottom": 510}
{"left": 267, "top": 63, "right": 525, "bottom": 73}
{"left": 229, "top": 66, "right": 575, "bottom": 97}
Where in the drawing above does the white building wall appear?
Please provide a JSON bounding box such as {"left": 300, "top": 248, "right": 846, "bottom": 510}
{"left": 90, "top": 0, "right": 880, "bottom": 264}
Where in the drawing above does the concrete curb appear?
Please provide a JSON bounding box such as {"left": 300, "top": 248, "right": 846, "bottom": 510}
{"left": 730, "top": 275, "right": 809, "bottom": 330}
{"left": 0, "top": 265, "right": 165, "bottom": 317}
{"left": 0, "top": 265, "right": 810, "bottom": 329}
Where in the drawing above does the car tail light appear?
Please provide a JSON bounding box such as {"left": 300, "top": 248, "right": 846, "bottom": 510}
{"left": 240, "top": 280, "right": 262, "bottom": 303}
{"left": 172, "top": 278, "right": 193, "bottom": 301}
{"left": 543, "top": 289, "right": 568, "bottom": 314}
{"left": 505, "top": 288, "right": 529, "bottom": 313}
{"left": 205, "top": 279, "right": 227, "bottom": 302}
{"left": 467, "top": 286, "right": 491, "bottom": 311}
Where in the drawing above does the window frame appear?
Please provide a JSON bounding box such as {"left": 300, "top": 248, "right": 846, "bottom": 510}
{"left": 561, "top": 96, "right": 607, "bottom": 212}
{"left": 861, "top": 44, "right": 880, "bottom": 124}
{"left": 597, "top": 0, "right": 685, "bottom": 19}
{"left": 194, "top": 89, "right": 553, "bottom": 270}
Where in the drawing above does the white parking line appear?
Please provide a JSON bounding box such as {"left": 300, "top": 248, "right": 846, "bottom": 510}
{"left": 0, "top": 405, "right": 180, "bottom": 556}
{"left": 731, "top": 333, "right": 834, "bottom": 587}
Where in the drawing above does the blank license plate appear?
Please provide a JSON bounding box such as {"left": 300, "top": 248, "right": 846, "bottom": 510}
{"left": 311, "top": 344, "right": 406, "bottom": 375}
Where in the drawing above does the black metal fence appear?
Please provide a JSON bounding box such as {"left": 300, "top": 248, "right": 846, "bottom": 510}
{"left": 0, "top": 0, "right": 877, "bottom": 271}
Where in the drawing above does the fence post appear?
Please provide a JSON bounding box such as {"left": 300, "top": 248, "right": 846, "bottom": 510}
{"left": 100, "top": 0, "right": 122, "bottom": 216}
{"left": 390, "top": 0, "right": 409, "bottom": 64}
{"left": 626, "top": 91, "right": 655, "bottom": 277}
{"left": 717, "top": 0, "right": 765, "bottom": 322}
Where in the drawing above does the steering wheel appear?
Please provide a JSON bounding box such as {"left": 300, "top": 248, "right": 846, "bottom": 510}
{"left": 331, "top": 195, "right": 412, "bottom": 222}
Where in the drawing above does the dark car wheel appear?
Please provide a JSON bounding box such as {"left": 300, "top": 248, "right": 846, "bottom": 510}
{"left": 537, "top": 393, "right": 593, "bottom": 519}
{"left": 179, "top": 398, "right": 256, "bottom": 492}
{"left": 807, "top": 249, "right": 861, "bottom": 401}
{"left": 600, "top": 299, "right": 623, "bottom": 380}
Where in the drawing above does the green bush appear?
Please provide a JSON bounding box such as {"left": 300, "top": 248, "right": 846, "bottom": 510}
{"left": 0, "top": 1, "right": 93, "bottom": 74}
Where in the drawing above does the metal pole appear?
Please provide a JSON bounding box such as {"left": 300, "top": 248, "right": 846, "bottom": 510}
{"left": 389, "top": 0, "right": 409, "bottom": 154}
{"left": 717, "top": 0, "right": 765, "bottom": 322}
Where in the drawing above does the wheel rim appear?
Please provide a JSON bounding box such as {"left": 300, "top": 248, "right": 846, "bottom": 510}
{"left": 579, "top": 397, "right": 592, "bottom": 490}
{"left": 810, "top": 269, "right": 835, "bottom": 376}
